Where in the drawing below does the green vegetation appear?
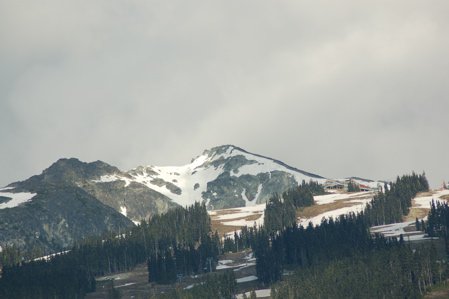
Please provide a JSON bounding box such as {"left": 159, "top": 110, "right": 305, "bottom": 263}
{"left": 264, "top": 180, "right": 325, "bottom": 233}
{"left": 254, "top": 213, "right": 378, "bottom": 285}
{"left": 153, "top": 270, "right": 237, "bottom": 299}
{"left": 0, "top": 203, "right": 219, "bottom": 299}
{"left": 426, "top": 199, "right": 449, "bottom": 259}
{"left": 223, "top": 226, "right": 256, "bottom": 253}
{"left": 272, "top": 245, "right": 443, "bottom": 298}
{"left": 347, "top": 180, "right": 361, "bottom": 192}
{"left": 364, "top": 172, "right": 429, "bottom": 225}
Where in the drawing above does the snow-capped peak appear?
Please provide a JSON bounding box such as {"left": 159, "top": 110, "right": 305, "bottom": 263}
{"left": 91, "top": 145, "right": 326, "bottom": 209}
{"left": 113, "top": 145, "right": 323, "bottom": 208}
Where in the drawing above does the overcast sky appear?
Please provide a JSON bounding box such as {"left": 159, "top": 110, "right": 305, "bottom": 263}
{"left": 1, "top": 1, "right": 448, "bottom": 188}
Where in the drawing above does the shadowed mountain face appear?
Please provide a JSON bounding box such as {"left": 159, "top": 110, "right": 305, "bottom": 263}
{"left": 12, "top": 158, "right": 177, "bottom": 222}
{"left": 0, "top": 186, "right": 133, "bottom": 253}
{"left": 0, "top": 158, "right": 176, "bottom": 252}
{"left": 0, "top": 145, "right": 325, "bottom": 252}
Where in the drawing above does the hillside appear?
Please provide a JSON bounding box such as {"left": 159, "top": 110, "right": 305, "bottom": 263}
{"left": 0, "top": 145, "right": 383, "bottom": 253}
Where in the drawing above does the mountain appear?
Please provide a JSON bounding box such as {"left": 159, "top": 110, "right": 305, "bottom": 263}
{"left": 12, "top": 158, "right": 178, "bottom": 221}
{"left": 0, "top": 184, "right": 133, "bottom": 253}
{"left": 122, "top": 145, "right": 325, "bottom": 209}
{"left": 0, "top": 145, "right": 326, "bottom": 252}
{"left": 0, "top": 158, "right": 176, "bottom": 253}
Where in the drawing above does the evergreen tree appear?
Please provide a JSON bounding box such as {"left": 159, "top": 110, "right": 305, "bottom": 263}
{"left": 347, "top": 180, "right": 361, "bottom": 192}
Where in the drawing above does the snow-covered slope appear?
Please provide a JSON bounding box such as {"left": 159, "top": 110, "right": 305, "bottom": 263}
{"left": 413, "top": 189, "right": 449, "bottom": 209}
{"left": 0, "top": 187, "right": 36, "bottom": 209}
{"left": 210, "top": 191, "right": 376, "bottom": 235}
{"left": 95, "top": 145, "right": 326, "bottom": 209}
{"left": 298, "top": 192, "right": 375, "bottom": 227}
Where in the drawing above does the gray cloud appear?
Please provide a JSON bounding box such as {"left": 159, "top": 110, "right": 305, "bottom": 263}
{"left": 1, "top": 1, "right": 448, "bottom": 187}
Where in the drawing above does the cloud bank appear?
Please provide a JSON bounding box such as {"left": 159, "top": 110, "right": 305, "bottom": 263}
{"left": 1, "top": 1, "right": 448, "bottom": 187}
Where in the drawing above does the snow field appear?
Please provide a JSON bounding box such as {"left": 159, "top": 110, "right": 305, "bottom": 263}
{"left": 370, "top": 221, "right": 415, "bottom": 237}
{"left": 210, "top": 204, "right": 266, "bottom": 228}
{"left": 120, "top": 206, "right": 127, "bottom": 217}
{"left": 413, "top": 189, "right": 449, "bottom": 209}
{"left": 314, "top": 191, "right": 374, "bottom": 205}
{"left": 298, "top": 203, "right": 368, "bottom": 227}
{"left": 236, "top": 289, "right": 271, "bottom": 299}
{"left": 115, "top": 282, "right": 136, "bottom": 288}
{"left": 236, "top": 275, "right": 258, "bottom": 283}
{"left": 92, "top": 174, "right": 132, "bottom": 187}
{"left": 298, "top": 192, "right": 375, "bottom": 227}
{"left": 370, "top": 221, "right": 433, "bottom": 241}
{"left": 0, "top": 189, "right": 37, "bottom": 209}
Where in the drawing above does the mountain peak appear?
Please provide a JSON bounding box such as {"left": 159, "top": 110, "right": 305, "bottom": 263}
{"left": 13, "top": 158, "right": 123, "bottom": 188}
{"left": 203, "top": 144, "right": 239, "bottom": 157}
{"left": 43, "top": 158, "right": 119, "bottom": 177}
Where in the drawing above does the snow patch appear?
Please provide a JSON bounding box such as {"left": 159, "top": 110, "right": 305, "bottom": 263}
{"left": 254, "top": 184, "right": 263, "bottom": 203}
{"left": 216, "top": 211, "right": 254, "bottom": 221}
{"left": 129, "top": 155, "right": 225, "bottom": 207}
{"left": 370, "top": 221, "right": 415, "bottom": 237}
{"left": 33, "top": 250, "right": 70, "bottom": 262}
{"left": 92, "top": 175, "right": 132, "bottom": 187}
{"left": 236, "top": 289, "right": 271, "bottom": 299}
{"left": 0, "top": 187, "right": 14, "bottom": 191}
{"left": 216, "top": 264, "right": 234, "bottom": 270}
{"left": 115, "top": 282, "right": 136, "bottom": 288}
{"left": 0, "top": 191, "right": 36, "bottom": 209}
{"left": 212, "top": 204, "right": 266, "bottom": 228}
{"left": 233, "top": 262, "right": 256, "bottom": 272}
{"left": 236, "top": 275, "right": 258, "bottom": 283}
{"left": 314, "top": 192, "right": 374, "bottom": 205}
{"left": 298, "top": 201, "right": 369, "bottom": 227}
{"left": 370, "top": 221, "right": 434, "bottom": 242}
{"left": 414, "top": 189, "right": 449, "bottom": 209}
{"left": 120, "top": 206, "right": 127, "bottom": 217}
